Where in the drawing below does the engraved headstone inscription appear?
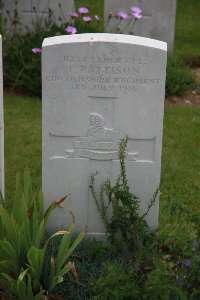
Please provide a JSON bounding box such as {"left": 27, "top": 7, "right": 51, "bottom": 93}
{"left": 42, "top": 34, "right": 167, "bottom": 236}
{"left": 104, "top": 0, "right": 176, "bottom": 51}
{"left": 0, "top": 36, "right": 4, "bottom": 197}
{"left": 2, "top": 0, "right": 74, "bottom": 32}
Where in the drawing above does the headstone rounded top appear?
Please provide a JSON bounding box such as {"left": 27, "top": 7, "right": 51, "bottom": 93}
{"left": 42, "top": 33, "right": 167, "bottom": 51}
{"left": 42, "top": 30, "right": 167, "bottom": 232}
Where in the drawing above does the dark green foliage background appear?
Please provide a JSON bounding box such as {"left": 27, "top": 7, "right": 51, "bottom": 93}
{"left": 165, "top": 56, "right": 195, "bottom": 96}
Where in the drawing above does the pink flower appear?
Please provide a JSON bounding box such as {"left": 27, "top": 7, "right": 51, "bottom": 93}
{"left": 131, "top": 7, "right": 142, "bottom": 19}
{"left": 83, "top": 16, "right": 92, "bottom": 23}
{"left": 78, "top": 7, "right": 89, "bottom": 14}
{"left": 95, "top": 15, "right": 100, "bottom": 22}
{"left": 132, "top": 11, "right": 142, "bottom": 19}
{"left": 32, "top": 48, "right": 41, "bottom": 55}
{"left": 65, "top": 26, "right": 77, "bottom": 34}
{"left": 69, "top": 11, "right": 79, "bottom": 19}
{"left": 117, "top": 11, "right": 128, "bottom": 20}
{"left": 130, "top": 6, "right": 142, "bottom": 14}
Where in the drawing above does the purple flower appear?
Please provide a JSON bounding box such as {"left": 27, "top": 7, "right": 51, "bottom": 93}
{"left": 32, "top": 48, "right": 41, "bottom": 55}
{"left": 131, "top": 6, "right": 142, "bottom": 19}
{"left": 132, "top": 11, "right": 142, "bottom": 19}
{"left": 175, "top": 261, "right": 180, "bottom": 268}
{"left": 117, "top": 11, "right": 128, "bottom": 20}
{"left": 183, "top": 260, "right": 191, "bottom": 269}
{"left": 69, "top": 11, "right": 79, "bottom": 19}
{"left": 83, "top": 16, "right": 92, "bottom": 23}
{"left": 95, "top": 15, "right": 100, "bottom": 22}
{"left": 78, "top": 7, "right": 89, "bottom": 14}
{"left": 65, "top": 26, "right": 77, "bottom": 34}
{"left": 131, "top": 6, "right": 142, "bottom": 14}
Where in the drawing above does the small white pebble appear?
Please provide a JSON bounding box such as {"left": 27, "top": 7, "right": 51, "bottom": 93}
{"left": 185, "top": 99, "right": 191, "bottom": 104}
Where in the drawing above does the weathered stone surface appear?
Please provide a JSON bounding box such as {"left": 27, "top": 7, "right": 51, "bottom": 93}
{"left": 42, "top": 34, "right": 167, "bottom": 236}
{"left": 2, "top": 0, "right": 74, "bottom": 32}
{"left": 0, "top": 36, "right": 4, "bottom": 197}
{"left": 104, "top": 0, "right": 176, "bottom": 51}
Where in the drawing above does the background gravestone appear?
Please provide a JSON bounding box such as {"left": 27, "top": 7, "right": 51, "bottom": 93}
{"left": 42, "top": 33, "right": 167, "bottom": 236}
{"left": 0, "top": 36, "right": 4, "bottom": 197}
{"left": 104, "top": 0, "right": 176, "bottom": 51}
{"left": 2, "top": 0, "right": 74, "bottom": 32}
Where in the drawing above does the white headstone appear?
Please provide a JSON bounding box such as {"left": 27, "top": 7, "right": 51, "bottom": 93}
{"left": 42, "top": 34, "right": 167, "bottom": 236}
{"left": 2, "top": 0, "right": 74, "bottom": 32}
{"left": 0, "top": 36, "right": 4, "bottom": 197}
{"left": 104, "top": 0, "right": 176, "bottom": 51}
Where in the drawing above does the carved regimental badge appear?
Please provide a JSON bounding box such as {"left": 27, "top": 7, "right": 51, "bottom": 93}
{"left": 50, "top": 113, "right": 139, "bottom": 161}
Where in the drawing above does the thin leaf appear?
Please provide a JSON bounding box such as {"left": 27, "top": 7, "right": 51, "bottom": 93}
{"left": 49, "top": 230, "right": 70, "bottom": 240}
{"left": 56, "top": 233, "right": 71, "bottom": 273}
{"left": 48, "top": 276, "right": 63, "bottom": 292}
{"left": 36, "top": 218, "right": 45, "bottom": 247}
{"left": 58, "top": 261, "right": 72, "bottom": 277}
{"left": 65, "top": 231, "right": 85, "bottom": 260}
{"left": 18, "top": 269, "right": 29, "bottom": 281}
{"left": 16, "top": 277, "right": 27, "bottom": 300}
{"left": 27, "top": 275, "right": 34, "bottom": 299}
{"left": 0, "top": 240, "right": 19, "bottom": 274}
{"left": 27, "top": 246, "right": 44, "bottom": 281}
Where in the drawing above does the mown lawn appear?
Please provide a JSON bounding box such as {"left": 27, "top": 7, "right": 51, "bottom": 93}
{"left": 159, "top": 105, "right": 200, "bottom": 239}
{"left": 4, "top": 95, "right": 41, "bottom": 201}
{"left": 174, "top": 0, "right": 200, "bottom": 63}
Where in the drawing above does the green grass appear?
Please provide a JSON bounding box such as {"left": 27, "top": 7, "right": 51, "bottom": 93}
{"left": 4, "top": 95, "right": 41, "bottom": 200}
{"left": 174, "top": 0, "right": 200, "bottom": 64}
{"left": 4, "top": 95, "right": 200, "bottom": 234}
{"left": 159, "top": 105, "right": 200, "bottom": 239}
{"left": 75, "top": 0, "right": 104, "bottom": 32}
{"left": 75, "top": 0, "right": 104, "bottom": 18}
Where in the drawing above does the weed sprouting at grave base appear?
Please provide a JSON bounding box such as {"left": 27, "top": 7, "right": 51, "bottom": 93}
{"left": 90, "top": 137, "right": 159, "bottom": 257}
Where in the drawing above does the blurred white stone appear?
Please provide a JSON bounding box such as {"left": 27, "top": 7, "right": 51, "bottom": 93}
{"left": 104, "top": 0, "right": 176, "bottom": 51}
{"left": 2, "top": 0, "right": 74, "bottom": 32}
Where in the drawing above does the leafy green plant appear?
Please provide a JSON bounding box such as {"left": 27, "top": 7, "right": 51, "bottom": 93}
{"left": 143, "top": 246, "right": 200, "bottom": 299}
{"left": 144, "top": 256, "right": 185, "bottom": 300}
{"left": 165, "top": 55, "right": 196, "bottom": 96}
{"left": 48, "top": 237, "right": 116, "bottom": 300}
{"left": 3, "top": 24, "right": 65, "bottom": 97}
{"left": 1, "top": 1, "right": 103, "bottom": 97}
{"left": 150, "top": 197, "right": 200, "bottom": 299}
{"left": 0, "top": 169, "right": 85, "bottom": 299}
{"left": 90, "top": 261, "right": 142, "bottom": 300}
{"left": 3, "top": 269, "right": 46, "bottom": 300}
{"left": 90, "top": 137, "right": 158, "bottom": 256}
